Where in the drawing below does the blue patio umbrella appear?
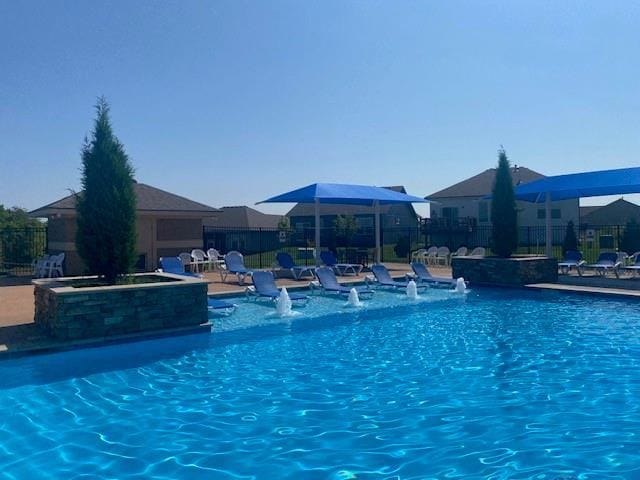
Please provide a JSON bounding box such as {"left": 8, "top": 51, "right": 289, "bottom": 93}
{"left": 258, "top": 183, "right": 429, "bottom": 264}
{"left": 515, "top": 166, "right": 640, "bottom": 256}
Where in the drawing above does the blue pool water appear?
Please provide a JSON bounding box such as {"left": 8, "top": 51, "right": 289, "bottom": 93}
{"left": 1, "top": 288, "right": 640, "bottom": 479}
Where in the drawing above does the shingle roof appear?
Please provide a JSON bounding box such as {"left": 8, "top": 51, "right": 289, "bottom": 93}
{"left": 30, "top": 182, "right": 219, "bottom": 217}
{"left": 426, "top": 167, "right": 545, "bottom": 199}
{"left": 204, "top": 206, "right": 282, "bottom": 229}
{"left": 285, "top": 186, "right": 418, "bottom": 218}
{"left": 581, "top": 198, "right": 640, "bottom": 226}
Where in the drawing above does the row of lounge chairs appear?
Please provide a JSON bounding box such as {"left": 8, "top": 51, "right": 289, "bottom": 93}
{"left": 558, "top": 250, "right": 640, "bottom": 278}
{"left": 412, "top": 246, "right": 485, "bottom": 266}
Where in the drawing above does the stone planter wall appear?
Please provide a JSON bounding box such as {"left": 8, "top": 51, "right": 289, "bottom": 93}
{"left": 34, "top": 273, "right": 210, "bottom": 341}
{"left": 452, "top": 256, "right": 558, "bottom": 287}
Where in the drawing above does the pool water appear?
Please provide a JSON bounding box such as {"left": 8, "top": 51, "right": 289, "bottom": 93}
{"left": 1, "top": 288, "right": 640, "bottom": 479}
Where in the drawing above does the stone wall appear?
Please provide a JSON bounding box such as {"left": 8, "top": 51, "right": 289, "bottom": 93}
{"left": 452, "top": 256, "right": 558, "bottom": 287}
{"left": 34, "top": 274, "right": 209, "bottom": 341}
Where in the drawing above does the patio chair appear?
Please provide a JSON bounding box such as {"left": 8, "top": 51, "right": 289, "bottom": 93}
{"left": 578, "top": 252, "right": 621, "bottom": 278}
{"left": 222, "top": 251, "right": 253, "bottom": 285}
{"left": 314, "top": 267, "right": 374, "bottom": 298}
{"left": 369, "top": 264, "right": 427, "bottom": 290}
{"left": 206, "top": 248, "right": 225, "bottom": 270}
{"left": 411, "top": 262, "right": 456, "bottom": 287}
{"left": 248, "top": 271, "right": 309, "bottom": 304}
{"left": 207, "top": 298, "right": 237, "bottom": 315}
{"left": 33, "top": 254, "right": 51, "bottom": 278}
{"left": 42, "top": 253, "right": 65, "bottom": 278}
{"left": 424, "top": 246, "right": 438, "bottom": 265}
{"left": 191, "top": 249, "right": 210, "bottom": 272}
{"left": 320, "top": 251, "right": 363, "bottom": 276}
{"left": 469, "top": 247, "right": 486, "bottom": 257}
{"left": 436, "top": 246, "right": 451, "bottom": 266}
{"left": 558, "top": 251, "right": 584, "bottom": 275}
{"left": 178, "top": 252, "right": 193, "bottom": 271}
{"left": 410, "top": 248, "right": 428, "bottom": 264}
{"left": 275, "top": 252, "right": 315, "bottom": 280}
{"left": 451, "top": 246, "right": 468, "bottom": 259}
{"left": 620, "top": 255, "right": 640, "bottom": 277}
{"left": 159, "top": 257, "right": 202, "bottom": 278}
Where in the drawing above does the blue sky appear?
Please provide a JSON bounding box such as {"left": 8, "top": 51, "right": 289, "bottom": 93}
{"left": 1, "top": 1, "right": 639, "bottom": 216}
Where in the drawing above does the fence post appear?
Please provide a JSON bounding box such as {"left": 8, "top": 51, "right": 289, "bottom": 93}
{"left": 259, "top": 228, "right": 263, "bottom": 269}
{"left": 527, "top": 227, "right": 531, "bottom": 254}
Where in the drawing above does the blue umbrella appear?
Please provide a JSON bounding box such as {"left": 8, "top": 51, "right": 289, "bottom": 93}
{"left": 258, "top": 183, "right": 429, "bottom": 264}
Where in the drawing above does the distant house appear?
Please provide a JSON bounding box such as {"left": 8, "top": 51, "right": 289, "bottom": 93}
{"left": 30, "top": 182, "right": 219, "bottom": 275}
{"left": 426, "top": 166, "right": 579, "bottom": 228}
{"left": 580, "top": 198, "right": 640, "bottom": 226}
{"left": 203, "top": 206, "right": 283, "bottom": 254}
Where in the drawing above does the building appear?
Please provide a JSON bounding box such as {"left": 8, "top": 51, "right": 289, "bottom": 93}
{"left": 426, "top": 166, "right": 580, "bottom": 228}
{"left": 203, "top": 206, "right": 283, "bottom": 254}
{"left": 30, "top": 182, "right": 219, "bottom": 275}
{"left": 580, "top": 198, "right": 640, "bottom": 226}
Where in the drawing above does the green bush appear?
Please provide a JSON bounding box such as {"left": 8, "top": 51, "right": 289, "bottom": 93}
{"left": 562, "top": 220, "right": 578, "bottom": 254}
{"left": 490, "top": 149, "right": 518, "bottom": 257}
{"left": 394, "top": 235, "right": 411, "bottom": 258}
{"left": 76, "top": 98, "right": 137, "bottom": 284}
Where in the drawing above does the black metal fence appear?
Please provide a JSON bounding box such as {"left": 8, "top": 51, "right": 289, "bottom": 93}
{"left": 0, "top": 227, "right": 48, "bottom": 276}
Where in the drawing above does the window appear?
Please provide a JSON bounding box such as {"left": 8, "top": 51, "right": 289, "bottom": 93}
{"left": 442, "top": 207, "right": 459, "bottom": 221}
{"left": 551, "top": 209, "right": 561, "bottom": 219}
{"left": 478, "top": 202, "right": 489, "bottom": 222}
{"left": 537, "top": 209, "right": 545, "bottom": 219}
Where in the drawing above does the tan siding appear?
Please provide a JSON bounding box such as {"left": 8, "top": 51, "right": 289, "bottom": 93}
{"left": 156, "top": 218, "right": 202, "bottom": 241}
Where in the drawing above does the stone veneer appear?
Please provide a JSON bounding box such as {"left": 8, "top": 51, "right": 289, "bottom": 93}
{"left": 452, "top": 256, "right": 558, "bottom": 287}
{"left": 34, "top": 273, "right": 210, "bottom": 341}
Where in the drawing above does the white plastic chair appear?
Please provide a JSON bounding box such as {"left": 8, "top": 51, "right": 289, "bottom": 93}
{"left": 206, "top": 248, "right": 225, "bottom": 270}
{"left": 436, "top": 246, "right": 450, "bottom": 266}
{"left": 43, "top": 253, "right": 65, "bottom": 278}
{"left": 191, "top": 249, "right": 208, "bottom": 272}
{"left": 470, "top": 247, "right": 486, "bottom": 257}
{"left": 425, "top": 246, "right": 438, "bottom": 265}
{"left": 451, "top": 246, "right": 467, "bottom": 258}
{"left": 410, "top": 248, "right": 427, "bottom": 264}
{"left": 33, "top": 255, "right": 51, "bottom": 278}
{"left": 178, "top": 252, "right": 193, "bottom": 272}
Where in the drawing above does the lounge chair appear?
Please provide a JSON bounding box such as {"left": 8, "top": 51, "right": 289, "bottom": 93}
{"left": 275, "top": 252, "right": 315, "bottom": 280}
{"left": 411, "top": 262, "right": 456, "bottom": 287}
{"left": 558, "top": 251, "right": 584, "bottom": 274}
{"left": 621, "top": 255, "right": 640, "bottom": 277}
{"left": 249, "top": 271, "right": 309, "bottom": 304}
{"left": 159, "top": 257, "right": 202, "bottom": 278}
{"left": 314, "top": 267, "right": 374, "bottom": 297}
{"left": 578, "top": 252, "right": 621, "bottom": 277}
{"left": 320, "top": 251, "right": 363, "bottom": 276}
{"left": 207, "top": 298, "right": 237, "bottom": 315}
{"left": 370, "top": 264, "right": 427, "bottom": 290}
{"left": 221, "top": 251, "right": 253, "bottom": 285}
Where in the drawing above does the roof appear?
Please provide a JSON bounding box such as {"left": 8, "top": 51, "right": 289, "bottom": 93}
{"left": 515, "top": 166, "right": 640, "bottom": 202}
{"left": 427, "top": 167, "right": 545, "bottom": 199}
{"left": 285, "top": 186, "right": 420, "bottom": 219}
{"left": 30, "top": 182, "right": 219, "bottom": 217}
{"left": 260, "top": 183, "right": 427, "bottom": 206}
{"left": 204, "top": 206, "right": 282, "bottom": 229}
{"left": 581, "top": 198, "right": 640, "bottom": 226}
{"left": 579, "top": 206, "right": 601, "bottom": 218}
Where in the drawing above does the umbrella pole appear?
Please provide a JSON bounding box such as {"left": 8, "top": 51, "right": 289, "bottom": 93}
{"left": 545, "top": 191, "right": 552, "bottom": 257}
{"left": 375, "top": 200, "right": 381, "bottom": 263}
{"left": 315, "top": 198, "right": 321, "bottom": 266}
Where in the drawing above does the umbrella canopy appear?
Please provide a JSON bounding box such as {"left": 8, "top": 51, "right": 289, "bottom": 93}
{"left": 515, "top": 166, "right": 640, "bottom": 203}
{"left": 258, "top": 183, "right": 429, "bottom": 264}
{"left": 514, "top": 166, "right": 640, "bottom": 257}
{"left": 259, "top": 183, "right": 427, "bottom": 206}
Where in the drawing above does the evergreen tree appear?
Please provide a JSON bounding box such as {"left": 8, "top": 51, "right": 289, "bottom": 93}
{"left": 490, "top": 149, "right": 518, "bottom": 257}
{"left": 562, "top": 220, "right": 578, "bottom": 254}
{"left": 76, "top": 98, "right": 137, "bottom": 283}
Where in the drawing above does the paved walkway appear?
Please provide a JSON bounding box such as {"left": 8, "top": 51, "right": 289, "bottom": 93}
{"left": 0, "top": 263, "right": 441, "bottom": 355}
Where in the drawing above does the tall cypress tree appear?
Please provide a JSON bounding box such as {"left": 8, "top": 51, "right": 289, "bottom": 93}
{"left": 490, "top": 149, "right": 518, "bottom": 257}
{"left": 76, "top": 98, "right": 137, "bottom": 283}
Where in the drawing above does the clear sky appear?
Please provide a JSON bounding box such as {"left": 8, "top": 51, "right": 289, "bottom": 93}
{"left": 1, "top": 1, "right": 639, "bottom": 216}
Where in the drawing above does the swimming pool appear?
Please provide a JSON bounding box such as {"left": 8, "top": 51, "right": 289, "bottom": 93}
{"left": 1, "top": 288, "right": 640, "bottom": 478}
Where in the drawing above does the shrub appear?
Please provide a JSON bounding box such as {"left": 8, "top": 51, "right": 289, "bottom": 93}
{"left": 490, "top": 148, "right": 518, "bottom": 257}
{"left": 76, "top": 98, "right": 137, "bottom": 284}
{"left": 562, "top": 220, "right": 578, "bottom": 254}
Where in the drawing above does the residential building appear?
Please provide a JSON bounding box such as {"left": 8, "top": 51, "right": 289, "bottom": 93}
{"left": 30, "top": 182, "right": 219, "bottom": 275}
{"left": 580, "top": 198, "right": 640, "bottom": 226}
